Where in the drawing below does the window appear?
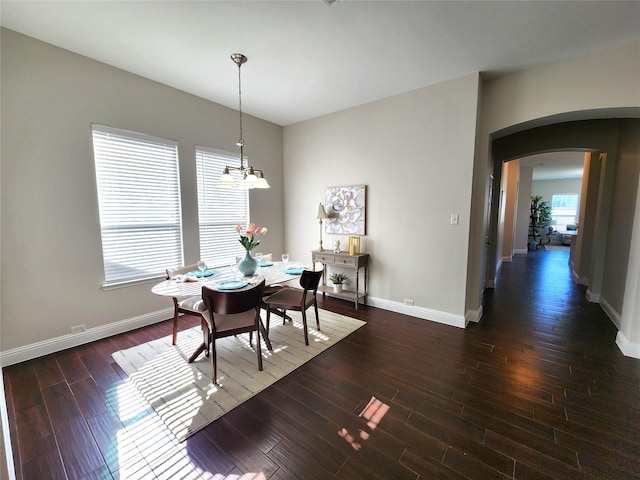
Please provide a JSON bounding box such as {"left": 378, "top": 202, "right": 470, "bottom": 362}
{"left": 92, "top": 125, "right": 183, "bottom": 286}
{"left": 196, "top": 147, "right": 249, "bottom": 268}
{"left": 551, "top": 193, "right": 579, "bottom": 230}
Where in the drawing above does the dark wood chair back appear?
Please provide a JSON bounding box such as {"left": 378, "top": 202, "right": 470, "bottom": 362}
{"left": 299, "top": 269, "right": 323, "bottom": 291}
{"left": 200, "top": 279, "right": 267, "bottom": 383}
{"left": 203, "top": 280, "right": 266, "bottom": 316}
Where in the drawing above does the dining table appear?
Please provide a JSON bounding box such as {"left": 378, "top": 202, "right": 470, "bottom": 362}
{"left": 151, "top": 260, "right": 308, "bottom": 362}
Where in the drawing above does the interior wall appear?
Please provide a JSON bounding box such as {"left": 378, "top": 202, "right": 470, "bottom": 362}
{"left": 515, "top": 166, "right": 533, "bottom": 253}
{"left": 602, "top": 120, "right": 640, "bottom": 318}
{"left": 572, "top": 153, "right": 601, "bottom": 284}
{"left": 619, "top": 159, "right": 640, "bottom": 349}
{"left": 532, "top": 178, "right": 583, "bottom": 210}
{"left": 284, "top": 73, "right": 481, "bottom": 324}
{"left": 0, "top": 40, "right": 14, "bottom": 476}
{"left": 0, "top": 28, "right": 285, "bottom": 354}
{"left": 501, "top": 161, "right": 518, "bottom": 261}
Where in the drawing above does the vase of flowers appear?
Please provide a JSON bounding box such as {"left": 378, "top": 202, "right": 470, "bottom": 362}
{"left": 235, "top": 223, "right": 267, "bottom": 276}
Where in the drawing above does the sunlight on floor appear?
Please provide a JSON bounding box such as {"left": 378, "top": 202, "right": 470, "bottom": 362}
{"left": 114, "top": 375, "right": 270, "bottom": 478}
{"left": 338, "top": 395, "right": 390, "bottom": 451}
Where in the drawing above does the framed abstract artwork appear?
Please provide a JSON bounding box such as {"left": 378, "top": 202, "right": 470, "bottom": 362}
{"left": 324, "top": 185, "right": 366, "bottom": 235}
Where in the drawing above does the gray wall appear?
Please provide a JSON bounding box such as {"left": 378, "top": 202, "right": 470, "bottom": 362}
{"left": 515, "top": 165, "right": 533, "bottom": 253}
{"left": 532, "top": 178, "right": 583, "bottom": 215}
{"left": 283, "top": 73, "right": 481, "bottom": 325}
{"left": 0, "top": 28, "right": 285, "bottom": 353}
{"left": 603, "top": 120, "right": 640, "bottom": 318}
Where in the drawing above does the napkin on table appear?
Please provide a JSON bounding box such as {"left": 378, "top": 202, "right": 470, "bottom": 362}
{"left": 174, "top": 274, "right": 199, "bottom": 283}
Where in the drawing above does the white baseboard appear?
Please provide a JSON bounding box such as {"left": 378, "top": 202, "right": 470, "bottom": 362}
{"left": 616, "top": 330, "right": 640, "bottom": 359}
{"left": 0, "top": 308, "right": 173, "bottom": 367}
{"left": 572, "top": 269, "right": 589, "bottom": 286}
{"left": 1, "top": 298, "right": 469, "bottom": 365}
{"left": 599, "top": 296, "right": 621, "bottom": 329}
{"left": 501, "top": 255, "right": 513, "bottom": 263}
{"left": 596, "top": 295, "right": 637, "bottom": 359}
{"left": 367, "top": 296, "right": 466, "bottom": 328}
{"left": 513, "top": 249, "right": 528, "bottom": 255}
{"left": 465, "top": 305, "right": 483, "bottom": 323}
{"left": 585, "top": 288, "right": 600, "bottom": 303}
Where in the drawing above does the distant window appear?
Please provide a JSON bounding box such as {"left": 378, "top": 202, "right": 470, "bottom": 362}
{"left": 551, "top": 194, "right": 579, "bottom": 230}
{"left": 92, "top": 125, "right": 183, "bottom": 286}
{"left": 195, "top": 147, "right": 249, "bottom": 268}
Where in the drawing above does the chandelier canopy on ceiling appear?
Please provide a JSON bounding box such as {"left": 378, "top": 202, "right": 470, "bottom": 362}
{"left": 218, "top": 53, "right": 269, "bottom": 189}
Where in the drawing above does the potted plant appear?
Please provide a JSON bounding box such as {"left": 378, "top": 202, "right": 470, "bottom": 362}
{"left": 329, "top": 272, "right": 348, "bottom": 293}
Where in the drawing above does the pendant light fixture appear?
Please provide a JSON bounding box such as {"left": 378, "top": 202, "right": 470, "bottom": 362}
{"left": 218, "top": 53, "right": 269, "bottom": 189}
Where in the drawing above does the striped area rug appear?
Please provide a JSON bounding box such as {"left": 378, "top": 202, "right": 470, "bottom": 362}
{"left": 112, "top": 309, "right": 366, "bottom": 442}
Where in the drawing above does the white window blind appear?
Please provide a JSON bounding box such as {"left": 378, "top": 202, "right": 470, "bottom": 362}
{"left": 92, "top": 125, "right": 184, "bottom": 285}
{"left": 196, "top": 147, "right": 249, "bottom": 268}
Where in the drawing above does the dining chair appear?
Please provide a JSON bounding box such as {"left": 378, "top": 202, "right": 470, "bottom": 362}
{"left": 201, "top": 280, "right": 267, "bottom": 383}
{"left": 262, "top": 268, "right": 324, "bottom": 346}
{"left": 166, "top": 264, "right": 208, "bottom": 346}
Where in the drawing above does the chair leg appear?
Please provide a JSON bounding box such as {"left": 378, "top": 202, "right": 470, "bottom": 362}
{"left": 301, "top": 309, "right": 309, "bottom": 346}
{"left": 259, "top": 315, "right": 273, "bottom": 352}
{"left": 171, "top": 298, "right": 180, "bottom": 345}
{"left": 201, "top": 318, "right": 210, "bottom": 357}
{"left": 266, "top": 307, "right": 271, "bottom": 332}
{"left": 314, "top": 300, "right": 320, "bottom": 330}
{"left": 256, "top": 324, "right": 263, "bottom": 371}
{"left": 211, "top": 341, "right": 217, "bottom": 383}
{"left": 282, "top": 310, "right": 287, "bottom": 325}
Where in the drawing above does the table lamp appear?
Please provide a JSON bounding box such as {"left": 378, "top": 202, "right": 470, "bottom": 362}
{"left": 316, "top": 203, "right": 328, "bottom": 250}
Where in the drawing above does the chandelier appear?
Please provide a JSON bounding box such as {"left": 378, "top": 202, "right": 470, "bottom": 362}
{"left": 218, "top": 53, "right": 269, "bottom": 189}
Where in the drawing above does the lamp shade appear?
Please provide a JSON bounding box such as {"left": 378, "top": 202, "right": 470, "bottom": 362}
{"left": 316, "top": 203, "right": 328, "bottom": 219}
{"left": 254, "top": 171, "right": 270, "bottom": 188}
{"left": 218, "top": 168, "right": 235, "bottom": 187}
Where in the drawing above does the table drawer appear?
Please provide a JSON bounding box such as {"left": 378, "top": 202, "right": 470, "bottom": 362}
{"left": 334, "top": 256, "right": 358, "bottom": 266}
{"left": 313, "top": 253, "right": 335, "bottom": 263}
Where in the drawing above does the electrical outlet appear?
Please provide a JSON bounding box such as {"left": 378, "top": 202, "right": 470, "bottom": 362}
{"left": 70, "top": 324, "right": 86, "bottom": 334}
{"left": 450, "top": 214, "right": 459, "bottom": 225}
{"left": 404, "top": 299, "right": 414, "bottom": 306}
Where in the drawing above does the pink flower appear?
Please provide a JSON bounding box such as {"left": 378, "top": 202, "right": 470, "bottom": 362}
{"left": 236, "top": 223, "right": 268, "bottom": 251}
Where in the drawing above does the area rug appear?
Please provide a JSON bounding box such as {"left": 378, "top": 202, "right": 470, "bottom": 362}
{"left": 112, "top": 309, "right": 366, "bottom": 442}
{"left": 544, "top": 244, "right": 570, "bottom": 251}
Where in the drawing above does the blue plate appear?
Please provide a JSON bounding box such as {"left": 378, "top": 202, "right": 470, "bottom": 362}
{"left": 216, "top": 280, "right": 248, "bottom": 290}
{"left": 284, "top": 267, "right": 304, "bottom": 275}
{"left": 186, "top": 269, "right": 220, "bottom": 278}
{"left": 258, "top": 261, "right": 274, "bottom": 267}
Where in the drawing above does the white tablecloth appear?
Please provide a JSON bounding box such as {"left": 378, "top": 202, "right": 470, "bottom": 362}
{"left": 151, "top": 261, "right": 306, "bottom": 298}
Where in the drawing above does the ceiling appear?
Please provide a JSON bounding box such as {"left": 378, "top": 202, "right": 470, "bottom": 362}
{"left": 1, "top": 1, "right": 639, "bottom": 128}
{"left": 2, "top": 1, "right": 637, "bottom": 182}
{"left": 518, "top": 152, "right": 586, "bottom": 181}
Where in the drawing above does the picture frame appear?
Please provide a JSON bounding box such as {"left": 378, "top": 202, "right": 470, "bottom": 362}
{"left": 324, "top": 184, "right": 366, "bottom": 235}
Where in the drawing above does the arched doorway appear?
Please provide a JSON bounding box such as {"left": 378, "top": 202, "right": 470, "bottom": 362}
{"left": 484, "top": 117, "right": 639, "bottom": 336}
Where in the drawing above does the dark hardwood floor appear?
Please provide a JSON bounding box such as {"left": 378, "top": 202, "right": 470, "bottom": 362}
{"left": 4, "top": 248, "right": 640, "bottom": 479}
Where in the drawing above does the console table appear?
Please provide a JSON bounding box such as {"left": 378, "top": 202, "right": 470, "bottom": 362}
{"left": 311, "top": 250, "right": 369, "bottom": 309}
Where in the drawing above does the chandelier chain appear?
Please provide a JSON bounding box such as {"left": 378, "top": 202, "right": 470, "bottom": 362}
{"left": 238, "top": 58, "right": 243, "bottom": 149}
{"left": 218, "top": 53, "right": 269, "bottom": 189}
